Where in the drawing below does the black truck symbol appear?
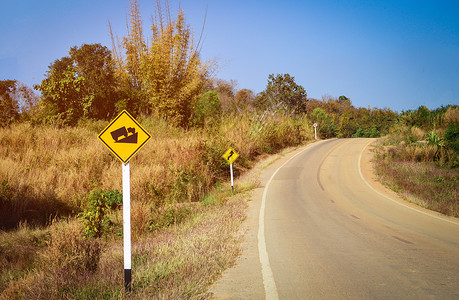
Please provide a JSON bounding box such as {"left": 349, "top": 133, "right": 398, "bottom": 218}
{"left": 110, "top": 127, "right": 138, "bottom": 144}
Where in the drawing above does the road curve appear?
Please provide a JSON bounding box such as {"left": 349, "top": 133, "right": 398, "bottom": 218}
{"left": 211, "top": 139, "right": 459, "bottom": 299}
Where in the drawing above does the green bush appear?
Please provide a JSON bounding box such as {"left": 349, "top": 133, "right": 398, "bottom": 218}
{"left": 444, "top": 122, "right": 459, "bottom": 152}
{"left": 78, "top": 190, "right": 122, "bottom": 238}
{"left": 311, "top": 108, "right": 335, "bottom": 138}
{"left": 191, "top": 91, "right": 222, "bottom": 127}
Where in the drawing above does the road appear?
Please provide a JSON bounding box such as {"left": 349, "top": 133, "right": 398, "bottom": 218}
{"left": 210, "top": 138, "right": 459, "bottom": 299}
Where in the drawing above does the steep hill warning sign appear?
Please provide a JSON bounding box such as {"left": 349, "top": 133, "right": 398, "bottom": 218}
{"left": 98, "top": 110, "right": 151, "bottom": 164}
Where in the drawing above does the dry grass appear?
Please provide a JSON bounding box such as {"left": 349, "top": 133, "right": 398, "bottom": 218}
{"left": 0, "top": 112, "right": 312, "bottom": 230}
{"left": 131, "top": 196, "right": 247, "bottom": 299}
{"left": 373, "top": 139, "right": 459, "bottom": 217}
{"left": 0, "top": 223, "right": 49, "bottom": 292}
{"left": 0, "top": 112, "right": 314, "bottom": 298}
{"left": 0, "top": 181, "right": 248, "bottom": 299}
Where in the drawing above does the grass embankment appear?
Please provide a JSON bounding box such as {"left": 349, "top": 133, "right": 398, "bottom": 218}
{"left": 372, "top": 127, "right": 458, "bottom": 217}
{"left": 0, "top": 111, "right": 313, "bottom": 299}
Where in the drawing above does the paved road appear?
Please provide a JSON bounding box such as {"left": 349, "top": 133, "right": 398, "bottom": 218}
{"left": 211, "top": 139, "right": 459, "bottom": 299}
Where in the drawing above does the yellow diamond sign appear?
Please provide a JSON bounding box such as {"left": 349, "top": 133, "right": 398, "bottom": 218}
{"left": 98, "top": 110, "right": 151, "bottom": 164}
{"left": 222, "top": 148, "right": 239, "bottom": 165}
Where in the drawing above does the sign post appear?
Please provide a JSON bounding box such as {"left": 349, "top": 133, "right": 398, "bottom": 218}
{"left": 222, "top": 148, "right": 239, "bottom": 192}
{"left": 313, "top": 122, "right": 318, "bottom": 140}
{"left": 98, "top": 110, "right": 151, "bottom": 291}
{"left": 122, "top": 162, "right": 131, "bottom": 291}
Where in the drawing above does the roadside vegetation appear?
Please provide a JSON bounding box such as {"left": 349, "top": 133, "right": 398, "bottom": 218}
{"left": 0, "top": 0, "right": 457, "bottom": 298}
{"left": 373, "top": 105, "right": 458, "bottom": 217}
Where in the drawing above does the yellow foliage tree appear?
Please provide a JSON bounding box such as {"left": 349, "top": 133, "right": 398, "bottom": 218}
{"left": 115, "top": 0, "right": 211, "bottom": 126}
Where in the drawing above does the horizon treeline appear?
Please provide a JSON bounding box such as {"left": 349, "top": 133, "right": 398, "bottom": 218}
{"left": 0, "top": 0, "right": 457, "bottom": 140}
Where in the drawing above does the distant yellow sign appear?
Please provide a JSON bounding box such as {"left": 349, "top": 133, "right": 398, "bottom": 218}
{"left": 222, "top": 148, "right": 239, "bottom": 165}
{"left": 98, "top": 110, "right": 151, "bottom": 164}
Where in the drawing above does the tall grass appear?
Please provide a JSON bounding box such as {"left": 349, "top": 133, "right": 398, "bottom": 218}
{"left": 373, "top": 136, "right": 459, "bottom": 217}
{"left": 0, "top": 111, "right": 313, "bottom": 298}
{"left": 0, "top": 112, "right": 312, "bottom": 230}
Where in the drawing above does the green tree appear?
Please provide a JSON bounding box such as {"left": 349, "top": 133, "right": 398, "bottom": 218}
{"left": 205, "top": 79, "right": 237, "bottom": 113}
{"left": 69, "top": 44, "right": 118, "bottom": 119}
{"left": 444, "top": 122, "right": 459, "bottom": 152}
{"left": 35, "top": 44, "right": 118, "bottom": 125}
{"left": 311, "top": 107, "right": 335, "bottom": 138}
{"left": 402, "top": 105, "right": 432, "bottom": 129}
{"left": 256, "top": 73, "right": 308, "bottom": 113}
{"left": 338, "top": 95, "right": 351, "bottom": 105}
{"left": 36, "top": 61, "right": 86, "bottom": 125}
{"left": 191, "top": 91, "right": 221, "bottom": 127}
{"left": 337, "top": 107, "right": 359, "bottom": 138}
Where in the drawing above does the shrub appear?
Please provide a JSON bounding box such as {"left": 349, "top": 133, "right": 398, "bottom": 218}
{"left": 425, "top": 131, "right": 443, "bottom": 146}
{"left": 311, "top": 108, "right": 335, "bottom": 138}
{"left": 78, "top": 189, "right": 122, "bottom": 238}
{"left": 444, "top": 122, "right": 459, "bottom": 152}
{"left": 191, "top": 91, "right": 221, "bottom": 127}
{"left": 148, "top": 203, "right": 193, "bottom": 231}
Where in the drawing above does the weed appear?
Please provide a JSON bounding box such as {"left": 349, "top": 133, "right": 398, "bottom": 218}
{"left": 45, "top": 219, "right": 103, "bottom": 276}
{"left": 374, "top": 138, "right": 458, "bottom": 217}
{"left": 78, "top": 189, "right": 122, "bottom": 238}
{"left": 148, "top": 203, "right": 194, "bottom": 232}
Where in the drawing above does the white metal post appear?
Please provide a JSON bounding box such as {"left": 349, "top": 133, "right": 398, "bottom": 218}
{"left": 230, "top": 163, "right": 234, "bottom": 192}
{"left": 122, "top": 162, "right": 132, "bottom": 291}
{"left": 314, "top": 126, "right": 317, "bottom": 140}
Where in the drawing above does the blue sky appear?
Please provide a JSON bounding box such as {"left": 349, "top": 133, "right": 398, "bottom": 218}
{"left": 1, "top": 0, "right": 458, "bottom": 112}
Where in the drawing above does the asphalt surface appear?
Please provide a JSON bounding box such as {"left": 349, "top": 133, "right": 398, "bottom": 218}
{"left": 210, "top": 139, "right": 459, "bottom": 299}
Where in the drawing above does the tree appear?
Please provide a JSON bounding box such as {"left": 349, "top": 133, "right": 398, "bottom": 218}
{"left": 10, "top": 82, "right": 40, "bottom": 120}
{"left": 143, "top": 7, "right": 208, "bottom": 126}
{"left": 311, "top": 107, "right": 335, "bottom": 138}
{"left": 0, "top": 80, "right": 19, "bottom": 126}
{"left": 69, "top": 44, "right": 118, "bottom": 119}
{"left": 35, "top": 44, "right": 118, "bottom": 124}
{"left": 113, "top": 0, "right": 213, "bottom": 126}
{"left": 338, "top": 95, "right": 351, "bottom": 105}
{"left": 115, "top": 0, "right": 150, "bottom": 115}
{"left": 35, "top": 59, "right": 86, "bottom": 125}
{"left": 205, "top": 79, "right": 237, "bottom": 113}
{"left": 337, "top": 107, "right": 359, "bottom": 138}
{"left": 191, "top": 91, "right": 221, "bottom": 127}
{"left": 123, "top": 0, "right": 147, "bottom": 93}
{"left": 255, "top": 73, "right": 308, "bottom": 113}
{"left": 235, "top": 89, "right": 255, "bottom": 111}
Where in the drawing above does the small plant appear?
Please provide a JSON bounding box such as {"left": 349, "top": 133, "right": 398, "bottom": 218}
{"left": 78, "top": 189, "right": 122, "bottom": 238}
{"left": 148, "top": 203, "right": 192, "bottom": 231}
{"left": 425, "top": 131, "right": 443, "bottom": 146}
